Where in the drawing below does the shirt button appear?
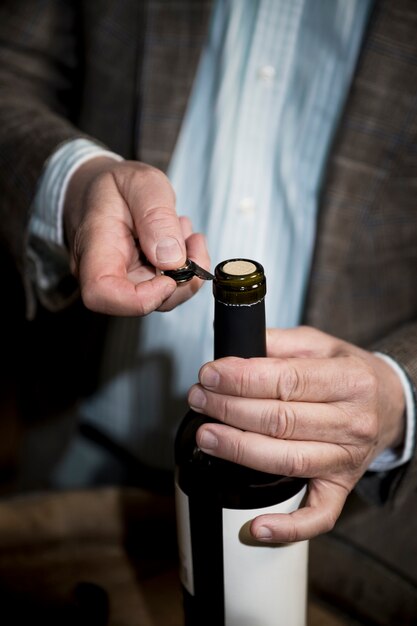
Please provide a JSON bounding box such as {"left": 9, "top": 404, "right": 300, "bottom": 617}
{"left": 258, "top": 65, "right": 276, "bottom": 82}
{"left": 238, "top": 197, "right": 256, "bottom": 216}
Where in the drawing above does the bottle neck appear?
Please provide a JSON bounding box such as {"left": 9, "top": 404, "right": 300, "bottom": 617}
{"left": 214, "top": 298, "right": 266, "bottom": 360}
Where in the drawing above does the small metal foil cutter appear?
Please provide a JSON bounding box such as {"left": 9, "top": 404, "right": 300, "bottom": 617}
{"left": 162, "top": 259, "right": 214, "bottom": 283}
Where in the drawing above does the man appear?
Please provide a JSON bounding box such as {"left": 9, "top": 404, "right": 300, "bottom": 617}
{"left": 0, "top": 0, "right": 416, "bottom": 622}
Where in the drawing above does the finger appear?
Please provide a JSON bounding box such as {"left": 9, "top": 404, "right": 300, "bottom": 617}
{"left": 196, "top": 423, "right": 357, "bottom": 476}
{"left": 157, "top": 231, "right": 211, "bottom": 311}
{"left": 78, "top": 227, "right": 177, "bottom": 315}
{"left": 198, "top": 355, "right": 367, "bottom": 402}
{"left": 82, "top": 273, "right": 177, "bottom": 316}
{"left": 188, "top": 385, "right": 361, "bottom": 444}
{"left": 250, "top": 478, "right": 348, "bottom": 543}
{"left": 187, "top": 231, "right": 211, "bottom": 274}
{"left": 179, "top": 215, "right": 193, "bottom": 239}
{"left": 266, "top": 326, "right": 344, "bottom": 359}
{"left": 122, "top": 165, "right": 187, "bottom": 270}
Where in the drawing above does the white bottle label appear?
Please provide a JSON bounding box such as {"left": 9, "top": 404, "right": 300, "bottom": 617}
{"left": 175, "top": 482, "right": 308, "bottom": 625}
{"left": 223, "top": 486, "right": 308, "bottom": 626}
{"left": 175, "top": 483, "right": 195, "bottom": 595}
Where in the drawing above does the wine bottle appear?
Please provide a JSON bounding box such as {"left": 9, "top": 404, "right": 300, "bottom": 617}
{"left": 175, "top": 259, "right": 308, "bottom": 626}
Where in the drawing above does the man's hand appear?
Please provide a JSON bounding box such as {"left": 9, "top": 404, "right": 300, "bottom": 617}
{"left": 64, "top": 157, "right": 210, "bottom": 315}
{"left": 188, "top": 326, "right": 406, "bottom": 542}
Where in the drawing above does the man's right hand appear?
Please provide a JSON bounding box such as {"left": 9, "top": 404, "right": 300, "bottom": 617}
{"left": 63, "top": 157, "right": 210, "bottom": 316}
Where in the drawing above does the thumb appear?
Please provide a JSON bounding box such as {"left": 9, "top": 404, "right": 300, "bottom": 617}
{"left": 117, "top": 162, "right": 187, "bottom": 269}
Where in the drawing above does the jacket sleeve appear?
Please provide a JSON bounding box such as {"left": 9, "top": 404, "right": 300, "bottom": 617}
{"left": 0, "top": 0, "right": 90, "bottom": 311}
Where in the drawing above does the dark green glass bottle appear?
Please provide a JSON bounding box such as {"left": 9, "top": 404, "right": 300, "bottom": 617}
{"left": 175, "top": 259, "right": 308, "bottom": 626}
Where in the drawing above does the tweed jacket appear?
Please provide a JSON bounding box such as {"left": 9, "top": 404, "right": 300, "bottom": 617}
{"left": 1, "top": 1, "right": 417, "bottom": 620}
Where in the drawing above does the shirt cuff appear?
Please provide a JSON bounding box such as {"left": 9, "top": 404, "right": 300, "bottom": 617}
{"left": 28, "top": 138, "right": 123, "bottom": 309}
{"left": 367, "top": 352, "right": 415, "bottom": 472}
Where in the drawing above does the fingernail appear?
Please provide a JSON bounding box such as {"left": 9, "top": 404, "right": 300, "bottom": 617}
{"left": 200, "top": 366, "right": 220, "bottom": 389}
{"left": 254, "top": 526, "right": 273, "bottom": 541}
{"left": 199, "top": 430, "right": 218, "bottom": 450}
{"left": 189, "top": 387, "right": 207, "bottom": 410}
{"left": 156, "top": 237, "right": 183, "bottom": 263}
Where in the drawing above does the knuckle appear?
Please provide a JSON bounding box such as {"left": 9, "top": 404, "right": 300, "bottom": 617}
{"left": 128, "top": 162, "right": 167, "bottom": 183}
{"left": 353, "top": 360, "right": 378, "bottom": 399}
{"left": 284, "top": 449, "right": 310, "bottom": 477}
{"left": 219, "top": 396, "right": 235, "bottom": 424}
{"left": 135, "top": 166, "right": 176, "bottom": 202}
{"left": 341, "top": 444, "right": 365, "bottom": 470}
{"left": 277, "top": 363, "right": 305, "bottom": 401}
{"left": 134, "top": 299, "right": 153, "bottom": 317}
{"left": 277, "top": 402, "right": 297, "bottom": 439}
{"left": 231, "top": 434, "right": 247, "bottom": 466}
{"left": 351, "top": 412, "right": 378, "bottom": 444}
{"left": 141, "top": 163, "right": 172, "bottom": 186}
{"left": 259, "top": 405, "right": 280, "bottom": 437}
{"left": 261, "top": 402, "right": 296, "bottom": 439}
{"left": 285, "top": 519, "right": 301, "bottom": 543}
{"left": 226, "top": 357, "right": 253, "bottom": 397}
{"left": 142, "top": 204, "right": 177, "bottom": 230}
{"left": 363, "top": 369, "right": 378, "bottom": 398}
{"left": 236, "top": 361, "right": 253, "bottom": 396}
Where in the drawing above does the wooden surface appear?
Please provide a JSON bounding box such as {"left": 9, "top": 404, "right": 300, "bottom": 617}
{"left": 0, "top": 487, "right": 363, "bottom": 626}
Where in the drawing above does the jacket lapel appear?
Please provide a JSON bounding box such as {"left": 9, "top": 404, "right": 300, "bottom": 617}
{"left": 137, "top": 1, "right": 213, "bottom": 171}
{"left": 304, "top": 0, "right": 417, "bottom": 346}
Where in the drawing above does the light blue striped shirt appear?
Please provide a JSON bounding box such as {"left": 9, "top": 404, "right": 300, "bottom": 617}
{"left": 31, "top": 0, "right": 412, "bottom": 482}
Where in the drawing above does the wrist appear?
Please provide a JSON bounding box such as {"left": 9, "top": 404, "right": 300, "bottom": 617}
{"left": 369, "top": 352, "right": 416, "bottom": 470}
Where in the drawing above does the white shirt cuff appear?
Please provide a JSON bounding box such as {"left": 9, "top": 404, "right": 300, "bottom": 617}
{"left": 368, "top": 352, "right": 415, "bottom": 472}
